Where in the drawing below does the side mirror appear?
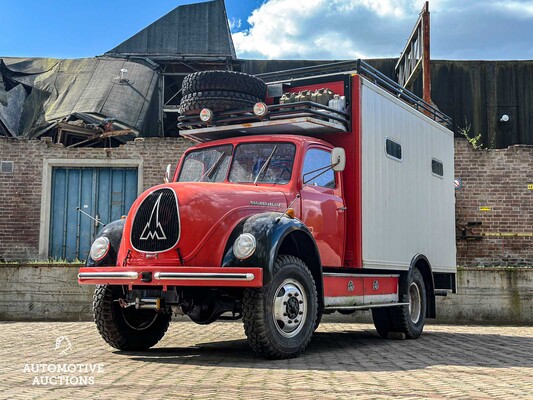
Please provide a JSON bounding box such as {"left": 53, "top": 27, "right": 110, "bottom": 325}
{"left": 163, "top": 163, "right": 172, "bottom": 183}
{"left": 331, "top": 147, "right": 346, "bottom": 172}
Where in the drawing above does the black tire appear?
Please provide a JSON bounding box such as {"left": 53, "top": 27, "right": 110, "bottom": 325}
{"left": 394, "top": 267, "right": 427, "bottom": 338}
{"left": 179, "top": 91, "right": 260, "bottom": 116}
{"left": 182, "top": 70, "right": 267, "bottom": 99}
{"left": 314, "top": 307, "right": 323, "bottom": 331}
{"left": 242, "top": 255, "right": 318, "bottom": 359}
{"left": 371, "top": 307, "right": 394, "bottom": 338}
{"left": 371, "top": 268, "right": 427, "bottom": 339}
{"left": 93, "top": 285, "right": 171, "bottom": 351}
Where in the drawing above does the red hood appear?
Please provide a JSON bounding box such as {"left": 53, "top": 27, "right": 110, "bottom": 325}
{"left": 119, "top": 182, "right": 290, "bottom": 267}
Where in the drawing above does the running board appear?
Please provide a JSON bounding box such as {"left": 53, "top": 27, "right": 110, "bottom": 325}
{"left": 324, "top": 303, "right": 409, "bottom": 311}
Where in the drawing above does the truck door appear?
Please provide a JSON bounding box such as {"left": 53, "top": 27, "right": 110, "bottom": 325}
{"left": 300, "top": 147, "right": 345, "bottom": 267}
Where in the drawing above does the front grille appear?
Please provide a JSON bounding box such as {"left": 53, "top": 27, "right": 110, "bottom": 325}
{"left": 131, "top": 188, "right": 180, "bottom": 252}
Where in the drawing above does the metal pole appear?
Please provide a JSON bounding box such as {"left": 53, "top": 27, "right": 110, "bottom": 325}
{"left": 422, "top": 1, "right": 431, "bottom": 105}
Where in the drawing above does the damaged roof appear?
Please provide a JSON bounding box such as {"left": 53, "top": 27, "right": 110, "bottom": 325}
{"left": 0, "top": 57, "right": 160, "bottom": 141}
{"left": 105, "top": 0, "right": 236, "bottom": 60}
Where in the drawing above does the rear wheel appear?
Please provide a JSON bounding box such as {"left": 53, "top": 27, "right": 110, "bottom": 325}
{"left": 371, "top": 267, "right": 427, "bottom": 339}
{"left": 242, "top": 255, "right": 317, "bottom": 359}
{"left": 93, "top": 285, "right": 171, "bottom": 350}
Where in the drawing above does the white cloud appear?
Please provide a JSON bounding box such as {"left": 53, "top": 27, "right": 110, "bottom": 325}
{"left": 232, "top": 0, "right": 533, "bottom": 60}
{"left": 228, "top": 17, "right": 242, "bottom": 32}
{"left": 491, "top": 1, "right": 533, "bottom": 18}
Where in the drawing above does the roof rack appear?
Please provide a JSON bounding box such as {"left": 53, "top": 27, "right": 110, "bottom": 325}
{"left": 256, "top": 59, "right": 452, "bottom": 129}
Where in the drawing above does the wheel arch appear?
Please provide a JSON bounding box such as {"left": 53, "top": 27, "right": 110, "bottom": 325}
{"left": 276, "top": 230, "right": 324, "bottom": 314}
{"left": 222, "top": 213, "right": 323, "bottom": 311}
{"left": 410, "top": 254, "right": 436, "bottom": 319}
{"left": 86, "top": 219, "right": 125, "bottom": 267}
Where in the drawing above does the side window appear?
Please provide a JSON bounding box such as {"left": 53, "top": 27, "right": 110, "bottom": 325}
{"left": 303, "top": 148, "right": 335, "bottom": 188}
{"left": 432, "top": 158, "right": 444, "bottom": 177}
{"left": 385, "top": 138, "right": 402, "bottom": 161}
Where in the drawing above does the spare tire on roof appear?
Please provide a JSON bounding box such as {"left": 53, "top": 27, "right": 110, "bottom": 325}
{"left": 182, "top": 70, "right": 267, "bottom": 100}
{"left": 178, "top": 90, "right": 260, "bottom": 116}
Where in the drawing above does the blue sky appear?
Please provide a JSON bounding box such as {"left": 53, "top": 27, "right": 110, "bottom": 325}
{"left": 1, "top": 0, "right": 533, "bottom": 60}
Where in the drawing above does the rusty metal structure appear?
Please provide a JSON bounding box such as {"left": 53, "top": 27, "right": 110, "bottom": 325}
{"left": 395, "top": 1, "right": 431, "bottom": 104}
{"left": 0, "top": 0, "right": 238, "bottom": 146}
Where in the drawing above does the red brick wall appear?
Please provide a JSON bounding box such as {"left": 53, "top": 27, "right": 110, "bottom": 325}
{"left": 455, "top": 138, "right": 533, "bottom": 266}
{"left": 0, "top": 137, "right": 194, "bottom": 261}
{"left": 1, "top": 136, "right": 532, "bottom": 265}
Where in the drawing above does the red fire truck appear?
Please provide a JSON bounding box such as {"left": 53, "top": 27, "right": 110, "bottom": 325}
{"left": 78, "top": 61, "right": 456, "bottom": 359}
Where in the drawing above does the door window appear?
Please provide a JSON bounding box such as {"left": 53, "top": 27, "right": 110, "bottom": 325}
{"left": 302, "top": 149, "right": 335, "bottom": 188}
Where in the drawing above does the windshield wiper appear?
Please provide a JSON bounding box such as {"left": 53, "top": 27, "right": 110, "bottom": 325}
{"left": 253, "top": 145, "right": 278, "bottom": 185}
{"left": 199, "top": 151, "right": 227, "bottom": 182}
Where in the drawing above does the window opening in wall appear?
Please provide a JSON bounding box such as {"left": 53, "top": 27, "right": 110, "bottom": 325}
{"left": 1, "top": 161, "right": 13, "bottom": 173}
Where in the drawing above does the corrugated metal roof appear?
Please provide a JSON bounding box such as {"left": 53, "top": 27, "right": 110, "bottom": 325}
{"left": 105, "top": 0, "right": 236, "bottom": 59}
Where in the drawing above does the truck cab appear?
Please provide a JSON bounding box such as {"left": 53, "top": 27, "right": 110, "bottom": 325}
{"left": 79, "top": 62, "right": 456, "bottom": 359}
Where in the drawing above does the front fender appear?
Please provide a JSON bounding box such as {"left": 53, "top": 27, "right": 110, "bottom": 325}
{"left": 85, "top": 219, "right": 125, "bottom": 267}
{"left": 222, "top": 212, "right": 319, "bottom": 284}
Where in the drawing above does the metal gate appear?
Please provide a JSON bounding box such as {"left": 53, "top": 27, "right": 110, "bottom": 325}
{"left": 49, "top": 167, "right": 138, "bottom": 261}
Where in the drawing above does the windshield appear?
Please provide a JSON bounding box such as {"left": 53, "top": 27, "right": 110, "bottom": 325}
{"left": 178, "top": 145, "right": 233, "bottom": 182}
{"left": 229, "top": 143, "right": 295, "bottom": 184}
{"left": 178, "top": 142, "right": 296, "bottom": 184}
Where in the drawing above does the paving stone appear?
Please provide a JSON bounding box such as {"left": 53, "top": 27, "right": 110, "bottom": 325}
{"left": 0, "top": 322, "right": 531, "bottom": 399}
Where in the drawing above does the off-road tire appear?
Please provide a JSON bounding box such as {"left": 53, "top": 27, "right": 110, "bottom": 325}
{"left": 178, "top": 91, "right": 260, "bottom": 115}
{"left": 182, "top": 70, "right": 267, "bottom": 99}
{"left": 394, "top": 267, "right": 426, "bottom": 338}
{"left": 371, "top": 267, "right": 427, "bottom": 339}
{"left": 93, "top": 285, "right": 171, "bottom": 351}
{"left": 371, "top": 307, "right": 394, "bottom": 338}
{"left": 242, "top": 255, "right": 318, "bottom": 359}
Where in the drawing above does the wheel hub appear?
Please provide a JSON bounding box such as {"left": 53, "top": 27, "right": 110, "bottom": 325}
{"left": 286, "top": 297, "right": 300, "bottom": 319}
{"left": 273, "top": 279, "right": 307, "bottom": 338}
{"left": 408, "top": 282, "right": 422, "bottom": 324}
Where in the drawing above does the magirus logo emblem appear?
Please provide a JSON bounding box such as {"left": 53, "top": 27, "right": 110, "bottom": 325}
{"left": 140, "top": 193, "right": 167, "bottom": 241}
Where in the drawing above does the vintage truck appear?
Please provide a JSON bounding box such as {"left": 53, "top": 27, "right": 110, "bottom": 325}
{"left": 78, "top": 61, "right": 456, "bottom": 359}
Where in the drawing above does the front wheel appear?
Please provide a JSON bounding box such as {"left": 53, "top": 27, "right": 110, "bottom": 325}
{"left": 242, "top": 255, "right": 318, "bottom": 359}
{"left": 93, "top": 285, "right": 171, "bottom": 351}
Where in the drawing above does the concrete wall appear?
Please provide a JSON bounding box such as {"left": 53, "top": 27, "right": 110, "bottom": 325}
{"left": 0, "top": 265, "right": 531, "bottom": 324}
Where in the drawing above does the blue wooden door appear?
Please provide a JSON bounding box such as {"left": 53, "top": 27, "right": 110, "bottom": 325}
{"left": 49, "top": 167, "right": 138, "bottom": 261}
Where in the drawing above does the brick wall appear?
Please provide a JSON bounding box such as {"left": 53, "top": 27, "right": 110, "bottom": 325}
{"left": 1, "top": 136, "right": 532, "bottom": 265}
{"left": 455, "top": 138, "right": 533, "bottom": 266}
{"left": 0, "top": 137, "right": 194, "bottom": 261}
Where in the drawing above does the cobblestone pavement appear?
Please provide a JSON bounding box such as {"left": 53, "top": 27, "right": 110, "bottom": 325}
{"left": 0, "top": 321, "right": 531, "bottom": 399}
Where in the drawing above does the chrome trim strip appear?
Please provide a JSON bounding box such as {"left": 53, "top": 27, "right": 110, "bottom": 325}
{"left": 78, "top": 272, "right": 139, "bottom": 280}
{"left": 323, "top": 273, "right": 400, "bottom": 278}
{"left": 153, "top": 272, "right": 255, "bottom": 281}
{"left": 324, "top": 302, "right": 409, "bottom": 310}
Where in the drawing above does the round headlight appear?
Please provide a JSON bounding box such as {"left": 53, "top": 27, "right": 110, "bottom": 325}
{"left": 90, "top": 237, "right": 110, "bottom": 261}
{"left": 233, "top": 233, "right": 257, "bottom": 260}
{"left": 253, "top": 102, "right": 268, "bottom": 117}
{"left": 199, "top": 108, "right": 213, "bottom": 122}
